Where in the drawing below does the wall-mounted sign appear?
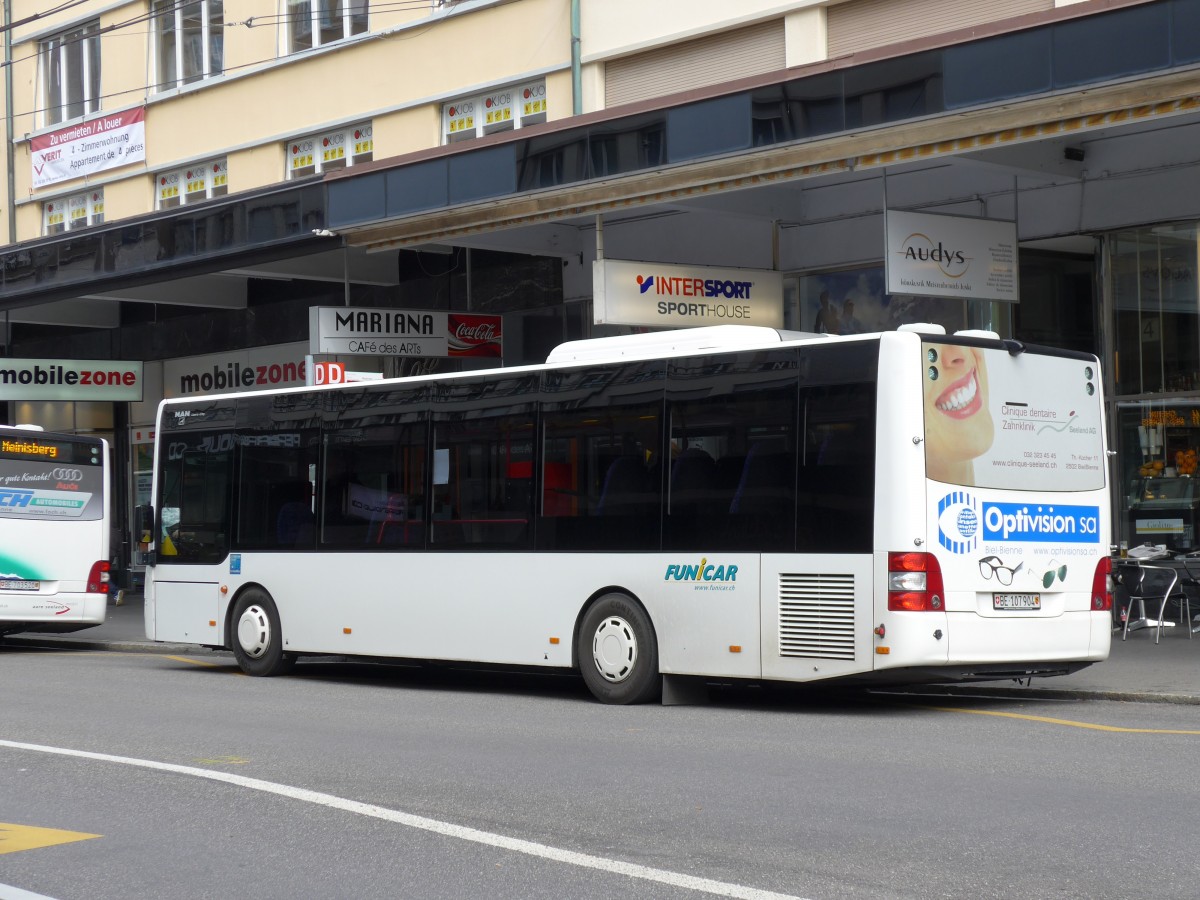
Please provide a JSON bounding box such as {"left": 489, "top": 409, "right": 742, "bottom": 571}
{"left": 593, "top": 260, "right": 784, "bottom": 329}
{"left": 309, "top": 308, "right": 502, "bottom": 358}
{"left": 885, "top": 210, "right": 1018, "bottom": 303}
{"left": 0, "top": 358, "right": 143, "bottom": 401}
{"left": 31, "top": 107, "right": 146, "bottom": 189}
{"left": 163, "top": 344, "right": 308, "bottom": 398}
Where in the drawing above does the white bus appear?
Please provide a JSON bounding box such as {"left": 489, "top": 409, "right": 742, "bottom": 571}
{"left": 139, "top": 325, "right": 1113, "bottom": 703}
{"left": 0, "top": 425, "right": 111, "bottom": 636}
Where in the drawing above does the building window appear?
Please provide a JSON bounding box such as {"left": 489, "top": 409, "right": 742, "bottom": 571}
{"left": 443, "top": 80, "right": 547, "bottom": 144}
{"left": 1110, "top": 224, "right": 1200, "bottom": 397}
{"left": 287, "top": 123, "right": 372, "bottom": 179}
{"left": 44, "top": 189, "right": 104, "bottom": 234}
{"left": 157, "top": 158, "right": 228, "bottom": 209}
{"left": 287, "top": 0, "right": 368, "bottom": 53}
{"left": 155, "top": 0, "right": 224, "bottom": 91}
{"left": 40, "top": 21, "right": 101, "bottom": 126}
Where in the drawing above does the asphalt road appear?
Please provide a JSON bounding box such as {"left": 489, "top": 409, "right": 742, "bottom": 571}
{"left": 2, "top": 644, "right": 1198, "bottom": 900}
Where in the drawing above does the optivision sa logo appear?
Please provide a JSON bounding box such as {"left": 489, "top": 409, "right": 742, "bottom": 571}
{"left": 664, "top": 558, "right": 739, "bottom": 590}
{"left": 983, "top": 502, "right": 1101, "bottom": 543}
{"left": 937, "top": 491, "right": 1101, "bottom": 553}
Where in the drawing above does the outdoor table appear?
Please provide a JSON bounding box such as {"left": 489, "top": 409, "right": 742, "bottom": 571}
{"left": 1114, "top": 555, "right": 1200, "bottom": 643}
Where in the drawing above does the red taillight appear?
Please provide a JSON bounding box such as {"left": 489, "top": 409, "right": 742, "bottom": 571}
{"left": 1091, "top": 556, "right": 1113, "bottom": 611}
{"left": 86, "top": 560, "right": 111, "bottom": 594}
{"left": 888, "top": 551, "right": 945, "bottom": 611}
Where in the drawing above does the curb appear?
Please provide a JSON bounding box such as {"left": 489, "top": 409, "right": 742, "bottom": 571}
{"left": 2, "top": 636, "right": 222, "bottom": 657}
{"left": 905, "top": 684, "right": 1200, "bottom": 706}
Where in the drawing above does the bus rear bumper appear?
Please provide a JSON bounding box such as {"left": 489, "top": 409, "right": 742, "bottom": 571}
{"left": 945, "top": 609, "right": 1110, "bottom": 665}
{"left": 0, "top": 591, "right": 107, "bottom": 634}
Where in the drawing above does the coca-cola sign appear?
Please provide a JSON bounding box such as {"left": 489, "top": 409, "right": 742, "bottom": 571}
{"left": 448, "top": 314, "right": 502, "bottom": 358}
{"left": 309, "top": 307, "right": 502, "bottom": 359}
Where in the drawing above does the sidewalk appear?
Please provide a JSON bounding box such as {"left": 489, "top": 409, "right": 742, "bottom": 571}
{"left": 7, "top": 595, "right": 1200, "bottom": 704}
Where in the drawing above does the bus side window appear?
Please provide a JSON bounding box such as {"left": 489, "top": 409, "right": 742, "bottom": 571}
{"left": 798, "top": 382, "right": 876, "bottom": 553}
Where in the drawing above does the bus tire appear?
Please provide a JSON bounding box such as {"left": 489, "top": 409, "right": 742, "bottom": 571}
{"left": 231, "top": 589, "right": 294, "bottom": 677}
{"left": 578, "top": 593, "right": 660, "bottom": 705}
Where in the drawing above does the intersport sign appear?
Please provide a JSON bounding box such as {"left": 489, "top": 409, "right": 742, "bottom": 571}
{"left": 593, "top": 260, "right": 784, "bottom": 329}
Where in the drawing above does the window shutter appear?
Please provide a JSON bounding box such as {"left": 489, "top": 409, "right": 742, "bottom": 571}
{"left": 828, "top": 0, "right": 1052, "bottom": 58}
{"left": 605, "top": 19, "right": 786, "bottom": 109}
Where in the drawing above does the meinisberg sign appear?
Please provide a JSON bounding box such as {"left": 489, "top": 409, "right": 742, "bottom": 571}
{"left": 593, "top": 260, "right": 784, "bottom": 329}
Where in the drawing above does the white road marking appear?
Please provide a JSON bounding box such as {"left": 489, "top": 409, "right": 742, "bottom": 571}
{"left": 0, "top": 883, "right": 62, "bottom": 900}
{"left": 0, "top": 739, "right": 805, "bottom": 900}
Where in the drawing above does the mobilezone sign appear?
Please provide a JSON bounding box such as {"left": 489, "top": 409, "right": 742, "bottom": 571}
{"left": 593, "top": 260, "right": 784, "bottom": 328}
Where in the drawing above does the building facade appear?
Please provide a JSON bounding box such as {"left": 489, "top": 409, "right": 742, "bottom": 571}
{"left": 2, "top": 0, "right": 1200, "bottom": 574}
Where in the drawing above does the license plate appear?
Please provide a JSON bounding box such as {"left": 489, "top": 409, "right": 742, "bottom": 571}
{"left": 1, "top": 580, "right": 40, "bottom": 592}
{"left": 994, "top": 593, "right": 1041, "bottom": 610}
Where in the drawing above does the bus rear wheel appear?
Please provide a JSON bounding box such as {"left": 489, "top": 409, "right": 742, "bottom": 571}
{"left": 578, "top": 594, "right": 660, "bottom": 704}
{"left": 231, "top": 589, "right": 294, "bottom": 677}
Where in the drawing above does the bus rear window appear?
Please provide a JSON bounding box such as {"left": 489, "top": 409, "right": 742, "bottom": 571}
{"left": 922, "top": 341, "right": 1105, "bottom": 491}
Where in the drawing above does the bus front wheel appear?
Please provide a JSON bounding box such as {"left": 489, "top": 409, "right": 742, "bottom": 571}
{"left": 578, "top": 594, "right": 660, "bottom": 704}
{"left": 231, "top": 589, "right": 294, "bottom": 677}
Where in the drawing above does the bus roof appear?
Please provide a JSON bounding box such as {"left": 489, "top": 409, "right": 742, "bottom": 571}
{"left": 545, "top": 325, "right": 821, "bottom": 364}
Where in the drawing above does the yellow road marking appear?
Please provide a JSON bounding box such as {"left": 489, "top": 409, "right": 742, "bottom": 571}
{"left": 195, "top": 756, "right": 250, "bottom": 765}
{"left": 0, "top": 823, "right": 101, "bottom": 855}
{"left": 162, "top": 655, "right": 221, "bottom": 667}
{"left": 928, "top": 705, "right": 1200, "bottom": 734}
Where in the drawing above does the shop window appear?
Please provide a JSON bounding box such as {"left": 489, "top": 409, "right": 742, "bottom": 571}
{"left": 1116, "top": 401, "right": 1200, "bottom": 553}
{"left": 443, "top": 80, "right": 547, "bottom": 145}
{"left": 1110, "top": 225, "right": 1200, "bottom": 397}
{"left": 287, "top": 0, "right": 368, "bottom": 53}
{"left": 40, "top": 21, "right": 101, "bottom": 126}
{"left": 43, "top": 189, "right": 104, "bottom": 235}
{"left": 154, "top": 0, "right": 224, "bottom": 91}
{"left": 157, "top": 158, "right": 228, "bottom": 209}
{"left": 790, "top": 265, "right": 965, "bottom": 335}
{"left": 287, "top": 122, "right": 372, "bottom": 179}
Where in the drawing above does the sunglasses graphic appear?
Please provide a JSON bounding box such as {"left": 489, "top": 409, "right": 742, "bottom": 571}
{"left": 1042, "top": 562, "right": 1067, "bottom": 588}
{"left": 979, "top": 556, "right": 1022, "bottom": 586}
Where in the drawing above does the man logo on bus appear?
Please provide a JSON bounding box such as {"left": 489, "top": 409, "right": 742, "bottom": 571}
{"left": 937, "top": 490, "right": 980, "bottom": 554}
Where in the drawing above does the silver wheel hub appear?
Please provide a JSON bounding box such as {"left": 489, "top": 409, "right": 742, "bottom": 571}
{"left": 592, "top": 615, "right": 637, "bottom": 683}
{"left": 236, "top": 604, "right": 271, "bottom": 659}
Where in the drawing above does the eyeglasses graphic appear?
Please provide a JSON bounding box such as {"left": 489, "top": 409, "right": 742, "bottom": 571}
{"left": 1042, "top": 562, "right": 1067, "bottom": 588}
{"left": 979, "top": 556, "right": 1022, "bottom": 586}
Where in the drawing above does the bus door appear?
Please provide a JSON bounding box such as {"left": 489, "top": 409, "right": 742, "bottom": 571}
{"left": 147, "top": 430, "right": 233, "bottom": 645}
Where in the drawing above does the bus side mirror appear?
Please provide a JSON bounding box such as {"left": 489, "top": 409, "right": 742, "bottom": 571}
{"left": 134, "top": 504, "right": 156, "bottom": 567}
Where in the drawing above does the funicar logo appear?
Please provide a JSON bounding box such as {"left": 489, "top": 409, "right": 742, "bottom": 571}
{"left": 664, "top": 557, "right": 739, "bottom": 582}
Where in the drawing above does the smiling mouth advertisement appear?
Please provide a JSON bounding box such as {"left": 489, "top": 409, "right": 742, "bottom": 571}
{"left": 921, "top": 342, "right": 1105, "bottom": 492}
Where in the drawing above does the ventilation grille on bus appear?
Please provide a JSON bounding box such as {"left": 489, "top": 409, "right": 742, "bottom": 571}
{"left": 778, "top": 573, "right": 856, "bottom": 660}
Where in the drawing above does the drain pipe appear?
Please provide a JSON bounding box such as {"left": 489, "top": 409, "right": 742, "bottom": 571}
{"left": 4, "top": 0, "right": 15, "bottom": 242}
{"left": 570, "top": 0, "right": 582, "bottom": 115}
